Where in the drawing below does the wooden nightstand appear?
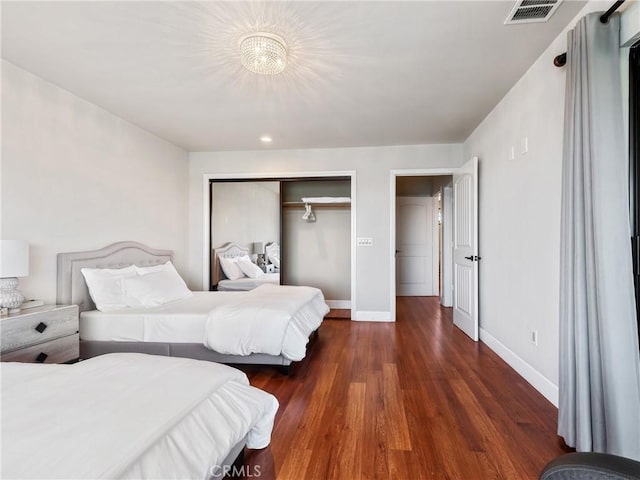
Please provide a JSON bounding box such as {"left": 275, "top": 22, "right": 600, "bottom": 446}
{"left": 0, "top": 305, "right": 79, "bottom": 363}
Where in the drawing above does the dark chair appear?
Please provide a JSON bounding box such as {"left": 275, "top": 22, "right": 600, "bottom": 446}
{"left": 540, "top": 452, "right": 640, "bottom": 479}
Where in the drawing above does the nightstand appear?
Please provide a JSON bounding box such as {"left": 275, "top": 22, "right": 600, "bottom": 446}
{"left": 0, "top": 305, "right": 79, "bottom": 363}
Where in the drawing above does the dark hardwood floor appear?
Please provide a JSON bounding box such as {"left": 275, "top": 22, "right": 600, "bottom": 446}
{"left": 240, "top": 297, "right": 571, "bottom": 479}
{"left": 326, "top": 308, "right": 351, "bottom": 320}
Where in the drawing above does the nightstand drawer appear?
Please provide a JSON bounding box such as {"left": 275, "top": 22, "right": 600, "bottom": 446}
{"left": 0, "top": 334, "right": 79, "bottom": 364}
{"left": 0, "top": 305, "right": 79, "bottom": 353}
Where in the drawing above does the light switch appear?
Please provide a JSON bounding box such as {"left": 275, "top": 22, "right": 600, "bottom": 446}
{"left": 357, "top": 237, "right": 373, "bottom": 247}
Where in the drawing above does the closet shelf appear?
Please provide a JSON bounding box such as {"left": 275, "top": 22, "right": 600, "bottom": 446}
{"left": 282, "top": 201, "right": 351, "bottom": 209}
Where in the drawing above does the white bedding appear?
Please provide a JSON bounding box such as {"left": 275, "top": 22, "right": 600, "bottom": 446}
{"left": 218, "top": 272, "right": 280, "bottom": 291}
{"left": 1, "top": 353, "right": 279, "bottom": 479}
{"left": 204, "top": 284, "right": 328, "bottom": 360}
{"left": 80, "top": 288, "right": 329, "bottom": 361}
{"left": 80, "top": 292, "right": 231, "bottom": 343}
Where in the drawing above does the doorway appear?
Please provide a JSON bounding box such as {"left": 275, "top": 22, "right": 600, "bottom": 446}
{"left": 395, "top": 177, "right": 447, "bottom": 297}
{"left": 390, "top": 161, "right": 479, "bottom": 342}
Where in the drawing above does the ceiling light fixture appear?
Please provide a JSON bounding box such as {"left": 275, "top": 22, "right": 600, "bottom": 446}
{"left": 239, "top": 32, "right": 287, "bottom": 75}
{"left": 260, "top": 135, "right": 273, "bottom": 143}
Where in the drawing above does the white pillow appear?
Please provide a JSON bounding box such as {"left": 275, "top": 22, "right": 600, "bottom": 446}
{"left": 219, "top": 256, "right": 246, "bottom": 280}
{"left": 269, "top": 255, "right": 280, "bottom": 269}
{"left": 237, "top": 259, "right": 265, "bottom": 279}
{"left": 134, "top": 260, "right": 177, "bottom": 276}
{"left": 81, "top": 265, "right": 137, "bottom": 312}
{"left": 123, "top": 270, "right": 192, "bottom": 308}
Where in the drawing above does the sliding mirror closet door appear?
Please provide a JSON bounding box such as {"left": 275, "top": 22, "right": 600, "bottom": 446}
{"left": 210, "top": 180, "right": 280, "bottom": 290}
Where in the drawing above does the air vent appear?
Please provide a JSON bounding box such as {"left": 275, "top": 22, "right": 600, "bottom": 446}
{"left": 505, "top": 0, "right": 563, "bottom": 24}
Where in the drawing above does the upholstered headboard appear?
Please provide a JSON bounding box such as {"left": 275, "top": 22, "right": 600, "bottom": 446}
{"left": 211, "top": 243, "right": 250, "bottom": 288}
{"left": 265, "top": 242, "right": 280, "bottom": 263}
{"left": 57, "top": 241, "right": 173, "bottom": 312}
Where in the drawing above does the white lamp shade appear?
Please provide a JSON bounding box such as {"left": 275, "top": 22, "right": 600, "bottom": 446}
{"left": 0, "top": 240, "right": 29, "bottom": 278}
{"left": 252, "top": 242, "right": 265, "bottom": 255}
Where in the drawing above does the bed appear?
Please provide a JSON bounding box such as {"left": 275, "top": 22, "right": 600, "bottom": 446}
{"left": 212, "top": 242, "right": 280, "bottom": 292}
{"left": 57, "top": 241, "right": 328, "bottom": 370}
{"left": 1, "top": 352, "right": 279, "bottom": 479}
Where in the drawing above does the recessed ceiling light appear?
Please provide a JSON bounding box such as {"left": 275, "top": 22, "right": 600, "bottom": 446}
{"left": 260, "top": 136, "right": 273, "bottom": 143}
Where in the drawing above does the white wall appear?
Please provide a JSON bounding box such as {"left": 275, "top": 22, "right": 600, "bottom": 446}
{"left": 1, "top": 60, "right": 189, "bottom": 303}
{"left": 463, "top": 1, "right": 640, "bottom": 405}
{"left": 188, "top": 144, "right": 463, "bottom": 319}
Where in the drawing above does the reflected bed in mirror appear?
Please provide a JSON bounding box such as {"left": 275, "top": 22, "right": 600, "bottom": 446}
{"left": 212, "top": 242, "right": 280, "bottom": 292}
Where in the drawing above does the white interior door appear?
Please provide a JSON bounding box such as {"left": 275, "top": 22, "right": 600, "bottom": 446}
{"left": 396, "top": 196, "right": 434, "bottom": 296}
{"left": 453, "top": 157, "right": 479, "bottom": 341}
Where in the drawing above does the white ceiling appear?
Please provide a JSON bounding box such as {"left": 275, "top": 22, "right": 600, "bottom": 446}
{"left": 1, "top": 1, "right": 586, "bottom": 152}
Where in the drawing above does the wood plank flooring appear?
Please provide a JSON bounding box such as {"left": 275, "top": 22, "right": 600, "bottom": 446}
{"left": 240, "top": 297, "right": 571, "bottom": 479}
{"left": 326, "top": 308, "right": 351, "bottom": 320}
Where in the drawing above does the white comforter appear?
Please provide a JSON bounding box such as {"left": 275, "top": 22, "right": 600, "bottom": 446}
{"left": 1, "top": 353, "right": 279, "bottom": 479}
{"left": 204, "top": 284, "right": 329, "bottom": 360}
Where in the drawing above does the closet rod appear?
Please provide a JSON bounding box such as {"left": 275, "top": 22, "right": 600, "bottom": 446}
{"left": 553, "top": 0, "right": 625, "bottom": 67}
{"left": 282, "top": 201, "right": 351, "bottom": 209}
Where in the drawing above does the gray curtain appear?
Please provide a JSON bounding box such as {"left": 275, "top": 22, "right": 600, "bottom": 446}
{"left": 559, "top": 12, "right": 640, "bottom": 460}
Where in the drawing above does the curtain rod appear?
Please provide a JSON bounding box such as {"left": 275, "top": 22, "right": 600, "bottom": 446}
{"left": 553, "top": 0, "right": 626, "bottom": 67}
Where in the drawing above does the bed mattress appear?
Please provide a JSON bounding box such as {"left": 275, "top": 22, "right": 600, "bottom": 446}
{"left": 1, "top": 353, "right": 278, "bottom": 479}
{"left": 217, "top": 273, "right": 280, "bottom": 291}
{"left": 80, "top": 292, "right": 235, "bottom": 343}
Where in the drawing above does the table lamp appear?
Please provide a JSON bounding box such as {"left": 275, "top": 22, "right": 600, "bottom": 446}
{"left": 253, "top": 242, "right": 265, "bottom": 267}
{"left": 0, "top": 240, "right": 29, "bottom": 313}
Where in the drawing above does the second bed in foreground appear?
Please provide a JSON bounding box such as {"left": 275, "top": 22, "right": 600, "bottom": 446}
{"left": 1, "top": 353, "right": 279, "bottom": 479}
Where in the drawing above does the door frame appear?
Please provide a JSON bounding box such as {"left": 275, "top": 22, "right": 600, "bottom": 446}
{"left": 390, "top": 168, "right": 456, "bottom": 322}
{"left": 203, "top": 170, "right": 357, "bottom": 319}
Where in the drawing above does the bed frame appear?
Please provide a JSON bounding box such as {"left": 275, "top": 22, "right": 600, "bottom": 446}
{"left": 57, "top": 241, "right": 293, "bottom": 370}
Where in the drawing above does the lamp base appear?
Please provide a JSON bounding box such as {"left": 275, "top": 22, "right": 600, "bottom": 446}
{"left": 0, "top": 277, "right": 25, "bottom": 311}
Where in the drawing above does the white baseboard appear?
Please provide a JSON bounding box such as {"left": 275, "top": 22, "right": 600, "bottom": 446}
{"left": 326, "top": 300, "right": 351, "bottom": 309}
{"left": 353, "top": 311, "right": 392, "bottom": 322}
{"left": 479, "top": 328, "right": 558, "bottom": 407}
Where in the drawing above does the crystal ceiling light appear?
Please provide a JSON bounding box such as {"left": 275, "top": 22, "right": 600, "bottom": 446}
{"left": 239, "top": 32, "right": 287, "bottom": 75}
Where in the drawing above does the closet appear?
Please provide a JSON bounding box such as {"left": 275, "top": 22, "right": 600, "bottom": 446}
{"left": 209, "top": 177, "right": 351, "bottom": 306}
{"left": 281, "top": 178, "right": 351, "bottom": 305}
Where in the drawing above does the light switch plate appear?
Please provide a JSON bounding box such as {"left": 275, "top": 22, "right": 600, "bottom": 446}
{"left": 357, "top": 237, "right": 373, "bottom": 247}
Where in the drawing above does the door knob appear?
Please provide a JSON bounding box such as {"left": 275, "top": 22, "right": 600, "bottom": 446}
{"left": 464, "top": 255, "right": 481, "bottom": 261}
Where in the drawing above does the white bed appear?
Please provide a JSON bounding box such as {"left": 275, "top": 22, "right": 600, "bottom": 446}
{"left": 57, "top": 242, "right": 328, "bottom": 370}
{"left": 212, "top": 242, "right": 280, "bottom": 292}
{"left": 80, "top": 288, "right": 328, "bottom": 361}
{"left": 1, "top": 353, "right": 279, "bottom": 479}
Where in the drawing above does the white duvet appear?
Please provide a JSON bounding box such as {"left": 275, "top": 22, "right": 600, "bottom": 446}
{"left": 1, "top": 353, "right": 279, "bottom": 479}
{"left": 204, "top": 284, "right": 329, "bottom": 360}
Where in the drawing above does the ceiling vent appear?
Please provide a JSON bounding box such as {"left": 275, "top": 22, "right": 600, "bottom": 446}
{"left": 504, "top": 0, "right": 563, "bottom": 24}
